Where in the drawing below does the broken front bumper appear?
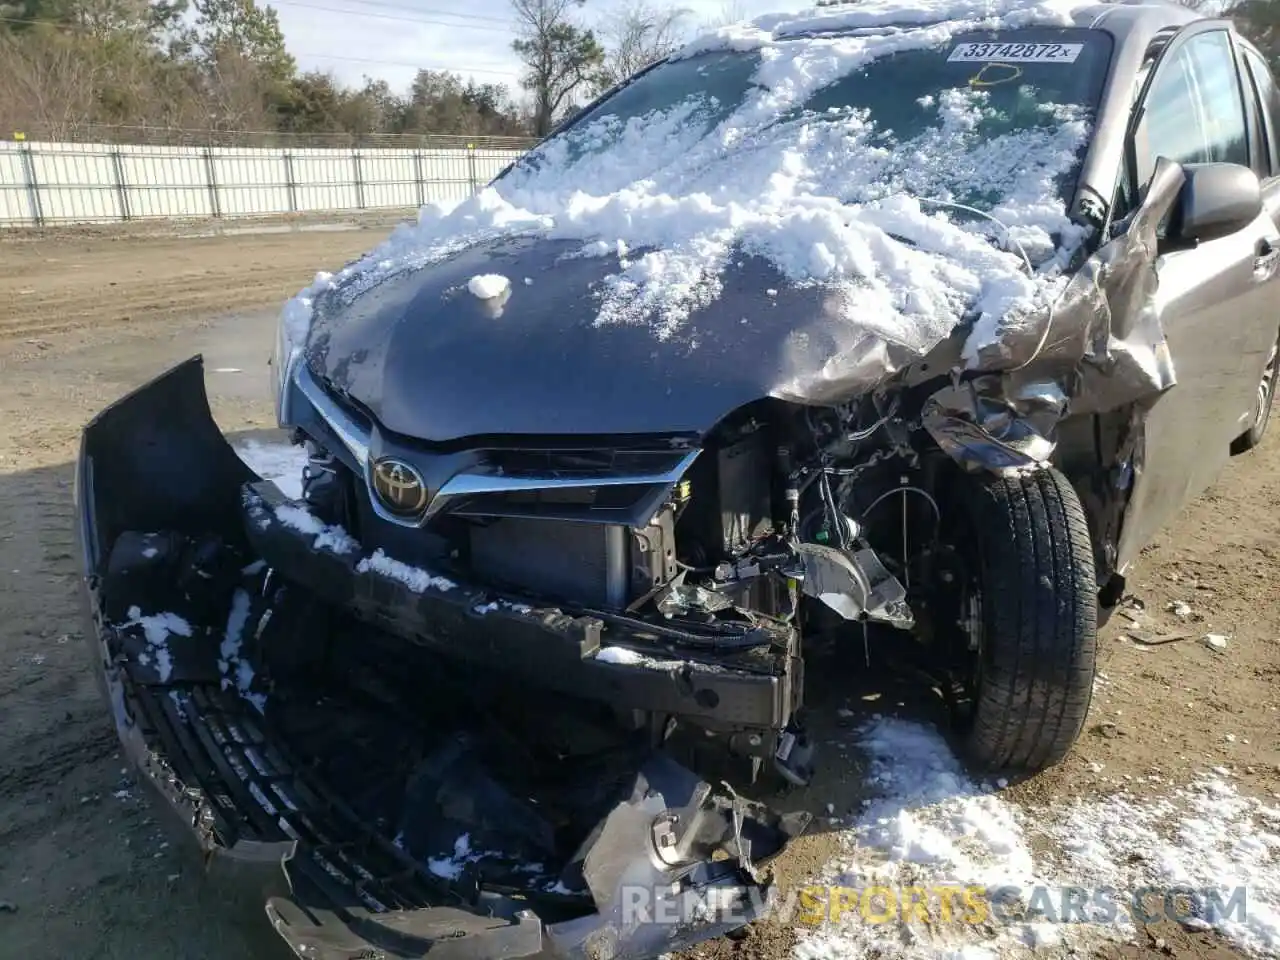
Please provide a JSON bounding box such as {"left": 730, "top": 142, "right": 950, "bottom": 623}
{"left": 244, "top": 480, "right": 801, "bottom": 743}
{"left": 73, "top": 356, "right": 809, "bottom": 960}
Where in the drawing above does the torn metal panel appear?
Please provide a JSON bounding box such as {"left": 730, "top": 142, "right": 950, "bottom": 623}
{"left": 918, "top": 162, "right": 1183, "bottom": 489}
{"left": 547, "top": 754, "right": 809, "bottom": 959}
{"left": 788, "top": 161, "right": 1183, "bottom": 431}
{"left": 795, "top": 541, "right": 912, "bottom": 628}
{"left": 960, "top": 161, "right": 1182, "bottom": 414}
{"left": 921, "top": 375, "right": 1066, "bottom": 474}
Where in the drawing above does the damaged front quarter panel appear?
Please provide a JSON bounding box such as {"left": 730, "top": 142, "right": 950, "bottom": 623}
{"left": 919, "top": 160, "right": 1184, "bottom": 478}
{"left": 771, "top": 161, "right": 1182, "bottom": 487}
{"left": 921, "top": 374, "right": 1068, "bottom": 474}
{"left": 962, "top": 158, "right": 1181, "bottom": 416}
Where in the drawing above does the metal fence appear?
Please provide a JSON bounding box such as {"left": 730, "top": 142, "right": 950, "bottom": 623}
{"left": 8, "top": 123, "right": 539, "bottom": 150}
{"left": 0, "top": 140, "right": 530, "bottom": 227}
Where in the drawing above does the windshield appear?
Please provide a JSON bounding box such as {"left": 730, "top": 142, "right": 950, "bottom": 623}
{"left": 530, "top": 27, "right": 1112, "bottom": 218}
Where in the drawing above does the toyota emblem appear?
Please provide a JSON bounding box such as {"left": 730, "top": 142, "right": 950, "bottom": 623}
{"left": 370, "top": 458, "right": 430, "bottom": 516}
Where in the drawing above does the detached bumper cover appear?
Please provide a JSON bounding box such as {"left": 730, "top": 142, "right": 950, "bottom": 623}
{"left": 73, "top": 356, "right": 810, "bottom": 960}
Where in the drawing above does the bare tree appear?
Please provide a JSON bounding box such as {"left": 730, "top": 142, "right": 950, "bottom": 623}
{"left": 595, "top": 1, "right": 690, "bottom": 91}
{"left": 0, "top": 27, "right": 110, "bottom": 139}
{"left": 202, "top": 47, "right": 274, "bottom": 132}
{"left": 697, "top": 0, "right": 747, "bottom": 30}
{"left": 511, "top": 0, "right": 604, "bottom": 136}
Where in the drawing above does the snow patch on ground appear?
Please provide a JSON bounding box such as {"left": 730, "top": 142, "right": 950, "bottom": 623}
{"left": 1049, "top": 775, "right": 1280, "bottom": 955}
{"left": 795, "top": 715, "right": 1280, "bottom": 959}
{"left": 123, "top": 606, "right": 191, "bottom": 684}
{"left": 234, "top": 439, "right": 308, "bottom": 500}
{"left": 357, "top": 548, "right": 457, "bottom": 593}
{"left": 278, "top": 0, "right": 1096, "bottom": 379}
{"left": 796, "top": 717, "right": 1052, "bottom": 959}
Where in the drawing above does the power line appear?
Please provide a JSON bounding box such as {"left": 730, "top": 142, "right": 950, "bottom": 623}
{"left": 291, "top": 0, "right": 512, "bottom": 25}
{"left": 299, "top": 49, "right": 518, "bottom": 78}
{"left": 270, "top": 0, "right": 518, "bottom": 33}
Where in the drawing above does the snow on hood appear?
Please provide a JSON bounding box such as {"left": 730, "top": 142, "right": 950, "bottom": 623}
{"left": 281, "top": 0, "right": 1101, "bottom": 393}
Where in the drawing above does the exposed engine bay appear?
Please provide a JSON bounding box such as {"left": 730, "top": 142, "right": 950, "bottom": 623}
{"left": 279, "top": 364, "right": 1073, "bottom": 788}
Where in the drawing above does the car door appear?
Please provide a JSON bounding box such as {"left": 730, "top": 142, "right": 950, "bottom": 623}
{"left": 1240, "top": 42, "right": 1280, "bottom": 375}
{"left": 1116, "top": 24, "right": 1280, "bottom": 568}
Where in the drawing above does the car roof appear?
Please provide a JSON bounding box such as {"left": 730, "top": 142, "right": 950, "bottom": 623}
{"left": 1077, "top": 0, "right": 1201, "bottom": 44}
{"left": 773, "top": 0, "right": 1201, "bottom": 48}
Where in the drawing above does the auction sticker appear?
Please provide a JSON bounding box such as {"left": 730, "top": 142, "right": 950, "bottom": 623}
{"left": 947, "top": 41, "right": 1084, "bottom": 63}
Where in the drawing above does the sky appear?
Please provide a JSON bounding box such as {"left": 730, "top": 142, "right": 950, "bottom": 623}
{"left": 267, "top": 0, "right": 812, "bottom": 95}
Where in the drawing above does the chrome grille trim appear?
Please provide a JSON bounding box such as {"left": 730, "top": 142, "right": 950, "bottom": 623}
{"left": 293, "top": 362, "right": 701, "bottom": 529}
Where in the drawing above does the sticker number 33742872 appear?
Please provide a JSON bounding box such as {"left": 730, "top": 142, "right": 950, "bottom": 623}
{"left": 947, "top": 41, "right": 1084, "bottom": 63}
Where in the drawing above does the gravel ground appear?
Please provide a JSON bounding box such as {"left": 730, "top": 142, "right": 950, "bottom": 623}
{"left": 0, "top": 225, "right": 1274, "bottom": 960}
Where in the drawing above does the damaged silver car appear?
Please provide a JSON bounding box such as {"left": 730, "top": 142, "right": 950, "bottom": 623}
{"left": 75, "top": 1, "right": 1280, "bottom": 956}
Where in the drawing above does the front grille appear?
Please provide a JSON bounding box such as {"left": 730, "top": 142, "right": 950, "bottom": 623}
{"left": 483, "top": 447, "right": 692, "bottom": 479}
{"left": 468, "top": 517, "right": 628, "bottom": 608}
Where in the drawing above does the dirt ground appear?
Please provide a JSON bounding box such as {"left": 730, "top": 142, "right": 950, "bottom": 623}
{"left": 0, "top": 225, "right": 1276, "bottom": 960}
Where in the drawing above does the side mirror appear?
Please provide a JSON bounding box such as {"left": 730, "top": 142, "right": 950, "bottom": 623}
{"left": 1163, "top": 162, "right": 1263, "bottom": 252}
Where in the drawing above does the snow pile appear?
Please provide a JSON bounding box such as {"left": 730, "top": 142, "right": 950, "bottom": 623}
{"left": 357, "top": 548, "right": 457, "bottom": 593}
{"left": 467, "top": 273, "right": 511, "bottom": 300}
{"left": 1049, "top": 775, "right": 1280, "bottom": 954}
{"left": 235, "top": 439, "right": 308, "bottom": 500}
{"left": 687, "top": 0, "right": 1090, "bottom": 51}
{"left": 796, "top": 715, "right": 1280, "bottom": 959}
{"left": 274, "top": 503, "right": 359, "bottom": 554}
{"left": 218, "top": 587, "right": 267, "bottom": 713}
{"left": 124, "top": 606, "right": 191, "bottom": 683}
{"left": 280, "top": 271, "right": 336, "bottom": 359}
{"left": 796, "top": 717, "right": 1054, "bottom": 959}
{"left": 594, "top": 645, "right": 694, "bottom": 671}
{"left": 279, "top": 0, "right": 1097, "bottom": 379}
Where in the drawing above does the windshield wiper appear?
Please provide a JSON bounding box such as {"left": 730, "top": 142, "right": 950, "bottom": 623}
{"left": 902, "top": 194, "right": 1034, "bottom": 275}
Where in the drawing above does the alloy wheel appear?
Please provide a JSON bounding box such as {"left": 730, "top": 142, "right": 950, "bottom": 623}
{"left": 1256, "top": 341, "right": 1278, "bottom": 427}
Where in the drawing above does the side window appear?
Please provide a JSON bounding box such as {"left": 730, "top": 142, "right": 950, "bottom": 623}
{"left": 1145, "top": 49, "right": 1207, "bottom": 168}
{"left": 1184, "top": 31, "right": 1250, "bottom": 165}
{"left": 1146, "top": 31, "right": 1250, "bottom": 170}
{"left": 1243, "top": 47, "right": 1280, "bottom": 176}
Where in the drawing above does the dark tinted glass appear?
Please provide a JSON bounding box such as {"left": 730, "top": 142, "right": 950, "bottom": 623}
{"left": 1243, "top": 46, "right": 1280, "bottom": 175}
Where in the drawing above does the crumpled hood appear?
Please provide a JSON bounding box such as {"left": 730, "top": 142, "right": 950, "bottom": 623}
{"left": 288, "top": 5, "right": 1111, "bottom": 443}
{"left": 304, "top": 233, "right": 938, "bottom": 442}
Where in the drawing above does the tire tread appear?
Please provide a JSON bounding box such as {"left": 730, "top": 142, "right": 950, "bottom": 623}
{"left": 961, "top": 467, "right": 1097, "bottom": 771}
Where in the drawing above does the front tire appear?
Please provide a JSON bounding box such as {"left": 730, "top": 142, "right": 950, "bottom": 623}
{"left": 1231, "top": 334, "right": 1278, "bottom": 455}
{"left": 953, "top": 466, "right": 1097, "bottom": 772}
